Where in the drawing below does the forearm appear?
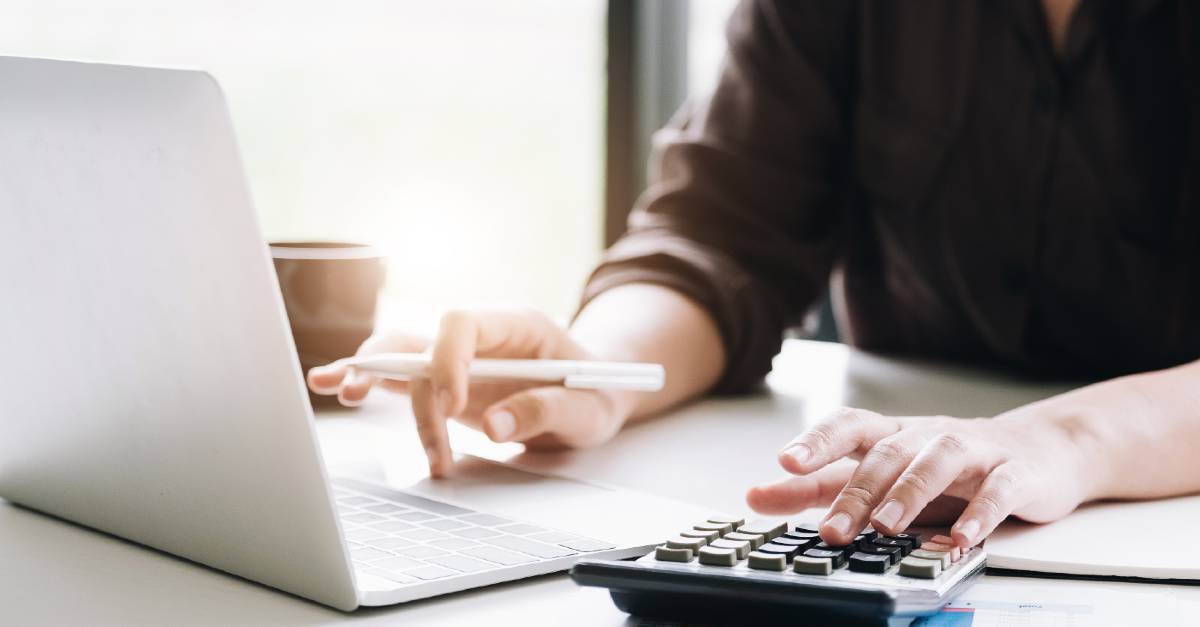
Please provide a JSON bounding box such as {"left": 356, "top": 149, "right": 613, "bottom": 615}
{"left": 569, "top": 283, "right": 725, "bottom": 423}
{"left": 996, "top": 359, "right": 1200, "bottom": 502}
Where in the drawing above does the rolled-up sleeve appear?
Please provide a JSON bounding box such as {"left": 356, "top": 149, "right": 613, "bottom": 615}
{"left": 582, "top": 0, "right": 855, "bottom": 392}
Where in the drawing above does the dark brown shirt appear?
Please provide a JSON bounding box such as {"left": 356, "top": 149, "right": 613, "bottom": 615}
{"left": 583, "top": 0, "right": 1198, "bottom": 391}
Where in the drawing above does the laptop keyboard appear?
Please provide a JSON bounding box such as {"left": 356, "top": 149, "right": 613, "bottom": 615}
{"left": 333, "top": 478, "right": 616, "bottom": 585}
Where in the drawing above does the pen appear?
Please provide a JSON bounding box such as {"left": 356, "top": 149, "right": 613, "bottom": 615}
{"left": 336, "top": 353, "right": 665, "bottom": 391}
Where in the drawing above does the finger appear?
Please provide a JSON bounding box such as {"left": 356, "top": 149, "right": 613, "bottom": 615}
{"left": 307, "top": 364, "right": 348, "bottom": 394}
{"left": 482, "top": 387, "right": 618, "bottom": 448}
{"left": 410, "top": 379, "right": 453, "bottom": 478}
{"left": 869, "top": 433, "right": 979, "bottom": 535}
{"left": 428, "top": 309, "right": 559, "bottom": 419}
{"left": 745, "top": 463, "right": 855, "bottom": 515}
{"left": 779, "top": 408, "right": 901, "bottom": 475}
{"left": 337, "top": 369, "right": 378, "bottom": 406}
{"left": 819, "top": 433, "right": 918, "bottom": 545}
{"left": 951, "top": 461, "right": 1030, "bottom": 548}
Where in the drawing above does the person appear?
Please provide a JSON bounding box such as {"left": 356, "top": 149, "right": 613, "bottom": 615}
{"left": 309, "top": 0, "right": 1199, "bottom": 549}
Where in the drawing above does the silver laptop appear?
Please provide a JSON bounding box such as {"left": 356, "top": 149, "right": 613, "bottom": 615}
{"left": 0, "top": 56, "right": 715, "bottom": 610}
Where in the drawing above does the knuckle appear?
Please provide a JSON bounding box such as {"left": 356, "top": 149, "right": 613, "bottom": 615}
{"left": 930, "top": 432, "right": 969, "bottom": 455}
{"left": 806, "top": 423, "right": 839, "bottom": 449}
{"left": 871, "top": 438, "right": 911, "bottom": 463}
{"left": 833, "top": 406, "right": 868, "bottom": 425}
{"left": 972, "top": 493, "right": 1006, "bottom": 518}
{"left": 894, "top": 469, "right": 934, "bottom": 496}
{"left": 837, "top": 484, "right": 878, "bottom": 511}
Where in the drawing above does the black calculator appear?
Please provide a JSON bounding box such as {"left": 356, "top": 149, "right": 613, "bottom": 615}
{"left": 570, "top": 516, "right": 985, "bottom": 625}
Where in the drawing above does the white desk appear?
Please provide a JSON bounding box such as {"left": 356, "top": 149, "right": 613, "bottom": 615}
{"left": 3, "top": 340, "right": 1197, "bottom": 625}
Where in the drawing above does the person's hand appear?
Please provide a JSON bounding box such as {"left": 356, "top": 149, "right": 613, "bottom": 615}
{"left": 746, "top": 407, "right": 1093, "bottom": 548}
{"left": 307, "top": 309, "right": 634, "bottom": 477}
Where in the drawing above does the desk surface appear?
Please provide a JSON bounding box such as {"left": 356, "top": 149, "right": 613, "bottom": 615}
{"left": 3, "top": 340, "right": 1197, "bottom": 625}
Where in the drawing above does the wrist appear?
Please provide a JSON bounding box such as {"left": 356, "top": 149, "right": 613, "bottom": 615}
{"left": 996, "top": 400, "right": 1113, "bottom": 504}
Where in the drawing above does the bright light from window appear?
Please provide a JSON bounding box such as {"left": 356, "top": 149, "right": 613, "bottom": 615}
{"left": 687, "top": 0, "right": 738, "bottom": 98}
{"left": 0, "top": 0, "right": 606, "bottom": 318}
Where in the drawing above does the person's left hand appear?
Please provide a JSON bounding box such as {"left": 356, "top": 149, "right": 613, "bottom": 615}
{"left": 746, "top": 407, "right": 1095, "bottom": 548}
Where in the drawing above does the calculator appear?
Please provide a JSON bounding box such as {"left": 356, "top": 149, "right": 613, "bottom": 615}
{"left": 570, "top": 516, "right": 986, "bottom": 624}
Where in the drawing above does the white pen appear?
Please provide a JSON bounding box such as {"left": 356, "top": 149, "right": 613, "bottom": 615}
{"left": 336, "top": 353, "right": 665, "bottom": 392}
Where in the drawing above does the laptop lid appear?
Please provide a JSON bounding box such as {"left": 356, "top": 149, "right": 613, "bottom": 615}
{"left": 0, "top": 57, "right": 358, "bottom": 610}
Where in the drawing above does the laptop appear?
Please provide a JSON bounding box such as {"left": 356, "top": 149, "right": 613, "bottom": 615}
{"left": 0, "top": 56, "right": 715, "bottom": 611}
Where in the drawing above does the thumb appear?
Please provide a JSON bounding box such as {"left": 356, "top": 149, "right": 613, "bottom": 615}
{"left": 482, "top": 386, "right": 619, "bottom": 447}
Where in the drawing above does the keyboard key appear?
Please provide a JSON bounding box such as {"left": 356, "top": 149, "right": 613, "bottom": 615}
{"left": 449, "top": 526, "right": 502, "bottom": 539}
{"left": 338, "top": 496, "right": 378, "bottom": 506}
{"left": 393, "top": 511, "right": 438, "bottom": 522}
{"left": 707, "top": 515, "right": 745, "bottom": 529}
{"left": 394, "top": 545, "right": 448, "bottom": 559}
{"left": 680, "top": 528, "right": 720, "bottom": 543}
{"left": 346, "top": 528, "right": 386, "bottom": 541}
{"left": 405, "top": 565, "right": 458, "bottom": 580}
{"left": 802, "top": 548, "right": 846, "bottom": 569}
{"left": 848, "top": 551, "right": 891, "bottom": 573}
{"left": 899, "top": 555, "right": 943, "bottom": 579}
{"left": 770, "top": 536, "right": 817, "bottom": 549}
{"left": 429, "top": 537, "right": 481, "bottom": 551}
{"left": 655, "top": 546, "right": 694, "bottom": 562}
{"left": 855, "top": 530, "right": 880, "bottom": 543}
{"left": 693, "top": 521, "right": 733, "bottom": 536}
{"left": 350, "top": 546, "right": 393, "bottom": 561}
{"left": 496, "top": 523, "right": 547, "bottom": 535}
{"left": 344, "top": 513, "right": 386, "bottom": 524}
{"left": 559, "top": 538, "right": 616, "bottom": 552}
{"left": 793, "top": 555, "right": 834, "bottom": 575}
{"left": 484, "top": 535, "right": 576, "bottom": 559}
{"left": 356, "top": 565, "right": 417, "bottom": 585}
{"left": 425, "top": 554, "right": 496, "bottom": 573}
{"left": 709, "top": 538, "right": 750, "bottom": 559}
{"left": 374, "top": 555, "right": 423, "bottom": 571}
{"left": 738, "top": 519, "right": 787, "bottom": 540}
{"left": 422, "top": 518, "right": 471, "bottom": 531}
{"left": 697, "top": 546, "right": 737, "bottom": 566}
{"left": 334, "top": 479, "right": 473, "bottom": 515}
{"left": 457, "top": 513, "right": 511, "bottom": 526}
{"left": 872, "top": 537, "right": 915, "bottom": 556}
{"left": 666, "top": 536, "right": 707, "bottom": 551}
{"left": 370, "top": 520, "right": 416, "bottom": 532}
{"left": 813, "top": 542, "right": 853, "bottom": 556}
{"left": 527, "top": 531, "right": 580, "bottom": 544}
{"left": 460, "top": 545, "right": 537, "bottom": 566}
{"left": 396, "top": 528, "right": 451, "bottom": 542}
{"left": 747, "top": 551, "right": 787, "bottom": 571}
{"left": 724, "top": 531, "right": 765, "bottom": 549}
{"left": 910, "top": 548, "right": 951, "bottom": 569}
{"left": 366, "top": 537, "right": 414, "bottom": 550}
{"left": 365, "top": 504, "right": 407, "bottom": 514}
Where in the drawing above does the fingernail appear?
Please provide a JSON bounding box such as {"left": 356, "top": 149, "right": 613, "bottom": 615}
{"left": 956, "top": 519, "right": 981, "bottom": 546}
{"left": 873, "top": 500, "right": 905, "bottom": 529}
{"left": 438, "top": 388, "right": 454, "bottom": 416}
{"left": 488, "top": 411, "right": 516, "bottom": 442}
{"left": 782, "top": 443, "right": 811, "bottom": 466}
{"left": 823, "top": 511, "right": 852, "bottom": 536}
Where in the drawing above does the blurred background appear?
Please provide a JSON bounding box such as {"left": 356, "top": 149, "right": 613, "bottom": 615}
{"left": 0, "top": 0, "right": 739, "bottom": 321}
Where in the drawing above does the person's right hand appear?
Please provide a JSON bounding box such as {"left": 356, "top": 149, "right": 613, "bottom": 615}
{"left": 307, "top": 308, "right": 635, "bottom": 477}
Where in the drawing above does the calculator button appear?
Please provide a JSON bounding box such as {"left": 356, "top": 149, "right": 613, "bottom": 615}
{"left": 791, "top": 523, "right": 820, "bottom": 534}
{"left": 738, "top": 519, "right": 787, "bottom": 539}
{"left": 693, "top": 521, "right": 733, "bottom": 536}
{"left": 857, "top": 543, "right": 902, "bottom": 565}
{"left": 747, "top": 551, "right": 787, "bottom": 571}
{"left": 724, "top": 531, "right": 765, "bottom": 549}
{"left": 666, "top": 536, "right": 707, "bottom": 551}
{"left": 801, "top": 548, "right": 846, "bottom": 569}
{"left": 910, "top": 548, "right": 951, "bottom": 569}
{"left": 782, "top": 531, "right": 820, "bottom": 544}
{"left": 698, "top": 546, "right": 738, "bottom": 566}
{"left": 921, "top": 541, "right": 962, "bottom": 563}
{"left": 893, "top": 532, "right": 923, "bottom": 547}
{"left": 757, "top": 542, "right": 802, "bottom": 561}
{"left": 655, "top": 546, "right": 694, "bottom": 562}
{"left": 870, "top": 537, "right": 913, "bottom": 557}
{"left": 848, "top": 552, "right": 891, "bottom": 574}
{"left": 793, "top": 555, "right": 834, "bottom": 575}
{"left": 710, "top": 538, "right": 751, "bottom": 559}
{"left": 899, "top": 555, "right": 943, "bottom": 579}
{"left": 680, "top": 528, "right": 720, "bottom": 543}
{"left": 813, "top": 541, "right": 853, "bottom": 556}
{"left": 770, "top": 536, "right": 816, "bottom": 549}
{"left": 707, "top": 515, "right": 745, "bottom": 529}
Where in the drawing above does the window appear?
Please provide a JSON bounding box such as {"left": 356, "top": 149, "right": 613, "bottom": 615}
{"left": 687, "top": 0, "right": 738, "bottom": 98}
{"left": 1, "top": 0, "right": 606, "bottom": 319}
